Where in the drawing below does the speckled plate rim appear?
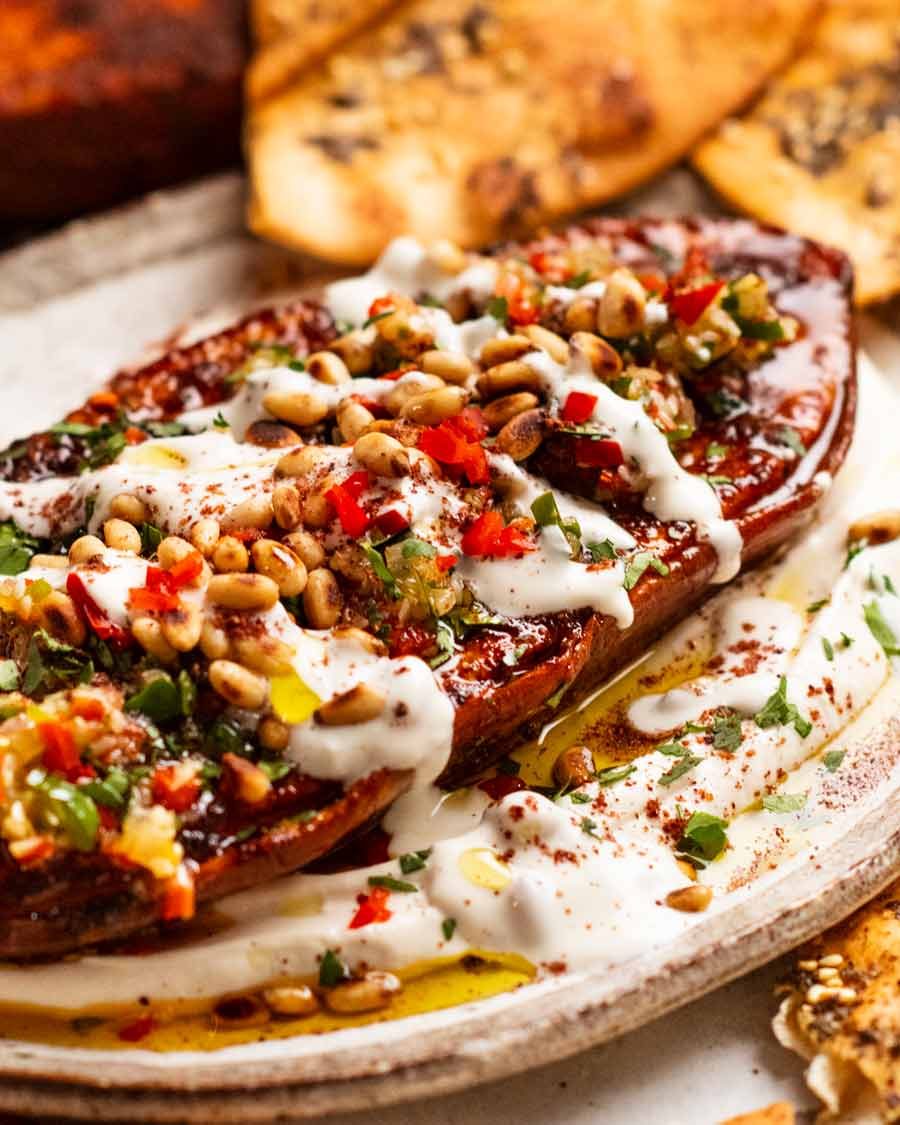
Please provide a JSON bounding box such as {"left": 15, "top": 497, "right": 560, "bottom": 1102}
{"left": 0, "top": 173, "right": 899, "bottom": 1122}
{"left": 0, "top": 714, "right": 899, "bottom": 1122}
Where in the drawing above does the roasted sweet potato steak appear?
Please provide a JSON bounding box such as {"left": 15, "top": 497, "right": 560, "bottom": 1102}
{"left": 0, "top": 218, "right": 854, "bottom": 957}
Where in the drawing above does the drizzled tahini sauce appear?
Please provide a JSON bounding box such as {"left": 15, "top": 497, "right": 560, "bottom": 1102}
{"left": 0, "top": 240, "right": 873, "bottom": 1018}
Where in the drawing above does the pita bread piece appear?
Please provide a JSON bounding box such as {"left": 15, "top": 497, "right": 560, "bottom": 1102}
{"left": 720, "top": 1104, "right": 796, "bottom": 1125}
{"left": 773, "top": 878, "right": 900, "bottom": 1121}
{"left": 247, "top": 0, "right": 817, "bottom": 265}
{"left": 694, "top": 0, "right": 900, "bottom": 306}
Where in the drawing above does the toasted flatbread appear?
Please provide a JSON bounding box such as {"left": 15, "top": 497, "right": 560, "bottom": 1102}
{"left": 774, "top": 878, "right": 900, "bottom": 1121}
{"left": 720, "top": 1104, "right": 796, "bottom": 1125}
{"left": 694, "top": 0, "right": 900, "bottom": 306}
{"left": 246, "top": 0, "right": 817, "bottom": 265}
{"left": 247, "top": 0, "right": 400, "bottom": 102}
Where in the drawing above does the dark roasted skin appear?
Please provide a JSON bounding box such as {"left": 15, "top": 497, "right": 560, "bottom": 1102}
{"left": 0, "top": 218, "right": 856, "bottom": 956}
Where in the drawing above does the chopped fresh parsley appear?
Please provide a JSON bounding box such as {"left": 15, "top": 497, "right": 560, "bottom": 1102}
{"left": 595, "top": 762, "right": 636, "bottom": 786}
{"left": 545, "top": 682, "right": 570, "bottom": 709}
{"left": 822, "top": 637, "right": 835, "bottom": 661}
{"left": 587, "top": 539, "right": 617, "bottom": 562}
{"left": 564, "top": 270, "right": 592, "bottom": 289}
{"left": 531, "top": 491, "right": 582, "bottom": 557}
{"left": 125, "top": 674, "right": 185, "bottom": 723}
{"left": 704, "top": 474, "right": 733, "bottom": 488}
{"left": 823, "top": 749, "right": 846, "bottom": 772}
{"left": 761, "top": 793, "right": 807, "bottom": 813}
{"left": 754, "top": 676, "right": 813, "bottom": 738}
{"left": 401, "top": 537, "right": 436, "bottom": 559}
{"left": 486, "top": 296, "right": 509, "bottom": 322}
{"left": 659, "top": 753, "right": 703, "bottom": 786}
{"left": 368, "top": 875, "right": 418, "bottom": 893}
{"left": 22, "top": 630, "right": 93, "bottom": 695}
{"left": 839, "top": 632, "right": 854, "bottom": 649}
{"left": 705, "top": 389, "right": 747, "bottom": 420}
{"left": 361, "top": 540, "right": 399, "bottom": 598}
{"left": 712, "top": 712, "right": 743, "bottom": 752}
{"left": 257, "top": 760, "right": 292, "bottom": 782}
{"left": 845, "top": 538, "right": 868, "bottom": 569}
{"left": 0, "top": 521, "right": 41, "bottom": 576}
{"left": 139, "top": 522, "right": 163, "bottom": 556}
{"left": 569, "top": 791, "right": 592, "bottom": 804}
{"left": 399, "top": 849, "right": 431, "bottom": 875}
{"left": 580, "top": 816, "right": 601, "bottom": 840}
{"left": 362, "top": 309, "right": 395, "bottom": 328}
{"left": 429, "top": 618, "right": 456, "bottom": 669}
{"left": 807, "top": 597, "right": 830, "bottom": 613}
{"left": 864, "top": 601, "right": 900, "bottom": 656}
{"left": 676, "top": 811, "right": 729, "bottom": 866}
{"left": 501, "top": 644, "right": 527, "bottom": 667}
{"left": 442, "top": 918, "right": 457, "bottom": 941}
{"left": 318, "top": 949, "right": 349, "bottom": 988}
{"left": 623, "top": 551, "right": 670, "bottom": 591}
{"left": 212, "top": 411, "right": 229, "bottom": 429}
{"left": 706, "top": 442, "right": 728, "bottom": 461}
{"left": 885, "top": 575, "right": 898, "bottom": 596}
{"left": 776, "top": 426, "right": 806, "bottom": 457}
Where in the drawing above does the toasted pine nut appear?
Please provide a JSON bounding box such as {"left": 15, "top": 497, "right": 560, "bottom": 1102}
{"left": 495, "top": 408, "right": 545, "bottom": 461}
{"left": 103, "top": 518, "right": 141, "bottom": 554}
{"left": 552, "top": 745, "right": 594, "bottom": 789}
{"left": 283, "top": 530, "right": 325, "bottom": 572}
{"left": 479, "top": 335, "right": 534, "bottom": 367}
{"left": 336, "top": 399, "right": 375, "bottom": 443}
{"left": 200, "top": 618, "right": 230, "bottom": 660}
{"left": 207, "top": 573, "right": 280, "bottom": 612}
{"left": 315, "top": 682, "right": 386, "bottom": 726}
{"left": 276, "top": 445, "right": 331, "bottom": 478}
{"left": 570, "top": 331, "right": 623, "bottom": 378}
{"left": 221, "top": 495, "right": 274, "bottom": 532}
{"left": 251, "top": 539, "right": 307, "bottom": 596}
{"left": 36, "top": 591, "right": 86, "bottom": 647}
{"left": 232, "top": 634, "right": 295, "bottom": 676}
{"left": 482, "top": 392, "right": 540, "bottom": 432}
{"left": 262, "top": 985, "right": 319, "bottom": 1017}
{"left": 385, "top": 374, "right": 444, "bottom": 416}
{"left": 109, "top": 493, "right": 148, "bottom": 525}
{"left": 132, "top": 616, "right": 178, "bottom": 664}
{"left": 157, "top": 536, "right": 195, "bottom": 570}
{"left": 360, "top": 418, "right": 422, "bottom": 447}
{"left": 303, "top": 567, "right": 342, "bottom": 628}
{"left": 306, "top": 350, "right": 351, "bottom": 385}
{"left": 353, "top": 431, "right": 410, "bottom": 477}
{"left": 564, "top": 296, "right": 598, "bottom": 334}
{"left": 208, "top": 660, "right": 268, "bottom": 710}
{"left": 329, "top": 331, "right": 375, "bottom": 375}
{"left": 190, "top": 518, "right": 220, "bottom": 557}
{"left": 427, "top": 238, "right": 467, "bottom": 274}
{"left": 272, "top": 483, "right": 302, "bottom": 531}
{"left": 213, "top": 535, "right": 249, "bottom": 573}
{"left": 400, "top": 385, "right": 468, "bottom": 426}
{"left": 419, "top": 350, "right": 474, "bottom": 385}
{"left": 523, "top": 324, "right": 570, "bottom": 365}
{"left": 258, "top": 716, "right": 290, "bottom": 752}
{"left": 69, "top": 535, "right": 106, "bottom": 565}
{"left": 244, "top": 420, "right": 299, "bottom": 448}
{"left": 263, "top": 390, "right": 329, "bottom": 428}
{"left": 676, "top": 859, "right": 698, "bottom": 882}
{"left": 29, "top": 554, "right": 68, "bottom": 569}
{"left": 332, "top": 625, "right": 387, "bottom": 656}
{"left": 212, "top": 995, "right": 270, "bottom": 1029}
{"left": 478, "top": 360, "right": 541, "bottom": 399}
{"left": 819, "top": 954, "right": 844, "bottom": 967}
{"left": 223, "top": 752, "right": 271, "bottom": 804}
{"left": 848, "top": 510, "right": 900, "bottom": 546}
{"left": 161, "top": 601, "right": 203, "bottom": 652}
{"left": 665, "top": 884, "right": 713, "bottom": 913}
{"left": 301, "top": 487, "right": 334, "bottom": 530}
{"left": 597, "top": 269, "right": 646, "bottom": 338}
{"left": 324, "top": 971, "right": 401, "bottom": 1014}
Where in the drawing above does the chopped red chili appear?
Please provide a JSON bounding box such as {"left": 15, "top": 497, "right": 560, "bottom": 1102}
{"left": 669, "top": 281, "right": 724, "bottom": 326}
{"left": 39, "top": 722, "right": 91, "bottom": 781}
{"left": 374, "top": 508, "right": 410, "bottom": 537}
{"left": 151, "top": 765, "right": 201, "bottom": 814}
{"left": 573, "top": 437, "right": 624, "bottom": 469}
{"left": 326, "top": 478, "right": 371, "bottom": 537}
{"left": 159, "top": 865, "right": 196, "bottom": 923}
{"left": 560, "top": 391, "right": 598, "bottom": 424}
{"left": 435, "top": 553, "right": 458, "bottom": 572}
{"left": 348, "top": 885, "right": 392, "bottom": 929}
{"left": 418, "top": 416, "right": 489, "bottom": 485}
{"left": 66, "top": 572, "right": 131, "bottom": 647}
{"left": 461, "top": 509, "right": 535, "bottom": 559}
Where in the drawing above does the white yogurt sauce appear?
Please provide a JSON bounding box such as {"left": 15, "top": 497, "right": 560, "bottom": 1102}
{"left": 0, "top": 240, "right": 875, "bottom": 1015}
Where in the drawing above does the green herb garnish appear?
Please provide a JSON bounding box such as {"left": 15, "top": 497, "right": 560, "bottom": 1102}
{"left": 368, "top": 875, "right": 418, "bottom": 893}
{"left": 754, "top": 676, "right": 813, "bottom": 737}
{"left": 623, "top": 552, "right": 670, "bottom": 591}
{"left": 761, "top": 793, "right": 807, "bottom": 813}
